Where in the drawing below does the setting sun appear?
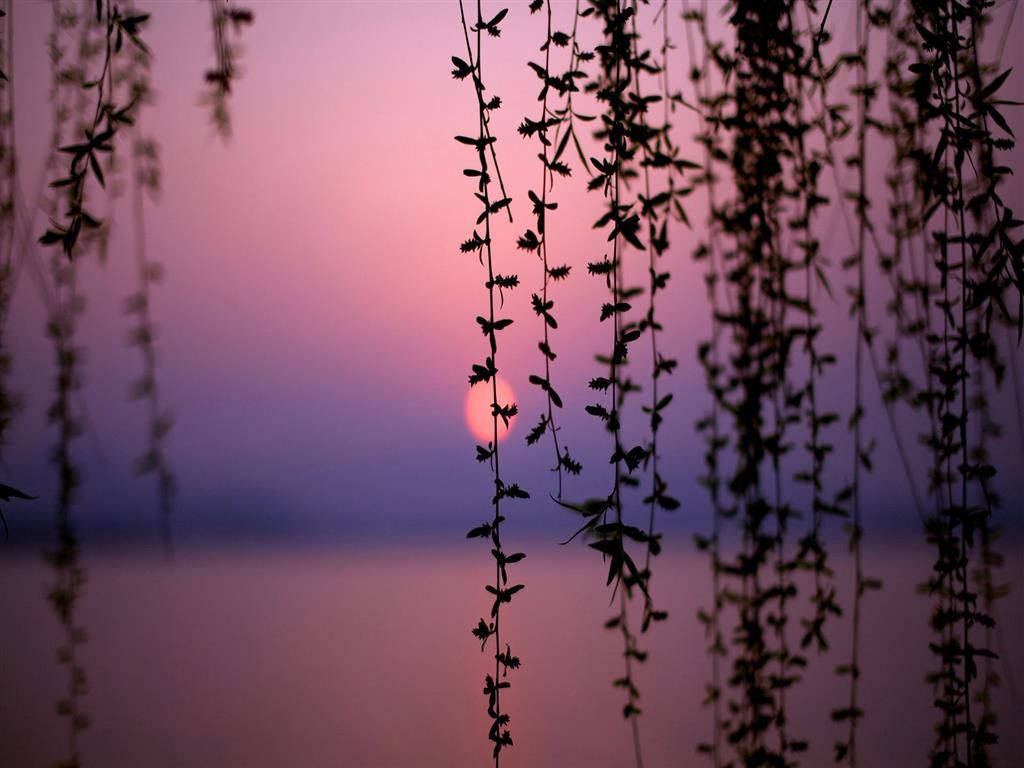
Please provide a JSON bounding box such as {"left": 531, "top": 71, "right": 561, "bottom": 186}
{"left": 464, "top": 377, "right": 516, "bottom": 444}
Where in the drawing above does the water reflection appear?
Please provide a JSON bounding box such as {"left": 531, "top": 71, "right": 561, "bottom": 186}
{"left": 0, "top": 543, "right": 1020, "bottom": 768}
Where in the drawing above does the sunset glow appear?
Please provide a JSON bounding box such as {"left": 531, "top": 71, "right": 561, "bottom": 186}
{"left": 464, "top": 377, "right": 516, "bottom": 444}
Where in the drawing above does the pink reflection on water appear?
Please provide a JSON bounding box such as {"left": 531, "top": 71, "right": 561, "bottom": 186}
{"left": 0, "top": 542, "right": 1021, "bottom": 767}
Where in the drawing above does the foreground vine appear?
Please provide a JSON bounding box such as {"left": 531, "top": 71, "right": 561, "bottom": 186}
{"left": 454, "top": 3, "right": 528, "bottom": 763}
{"left": 558, "top": 3, "right": 655, "bottom": 764}
{"left": 908, "top": 2, "right": 1021, "bottom": 763}
{"left": 519, "top": 0, "right": 583, "bottom": 495}
{"left": 631, "top": 0, "right": 685, "bottom": 641}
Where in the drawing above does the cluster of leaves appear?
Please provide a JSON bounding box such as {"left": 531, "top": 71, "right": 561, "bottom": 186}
{"left": 445, "top": 1, "right": 1023, "bottom": 764}
{"left": 627, "top": 0, "right": 689, "bottom": 648}
{"left": 203, "top": 0, "right": 254, "bottom": 140}
{"left": 39, "top": 0, "right": 150, "bottom": 260}
{"left": 517, "top": 0, "right": 585, "bottom": 496}
{"left": 685, "top": 7, "right": 896, "bottom": 762}
{"left": 545, "top": 0, "right": 598, "bottom": 177}
{"left": 698, "top": 2, "right": 832, "bottom": 763}
{"left": 454, "top": 3, "right": 528, "bottom": 763}
{"left": 572, "top": 2, "right": 659, "bottom": 761}
{"left": 959, "top": 13, "right": 1015, "bottom": 765}
{"left": 889, "top": 1, "right": 1021, "bottom": 764}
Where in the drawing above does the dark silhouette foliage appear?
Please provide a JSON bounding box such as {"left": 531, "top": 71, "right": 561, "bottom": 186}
{"left": 455, "top": 2, "right": 529, "bottom": 763}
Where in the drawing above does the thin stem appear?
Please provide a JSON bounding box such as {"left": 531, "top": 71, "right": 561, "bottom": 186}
{"left": 683, "top": 3, "right": 724, "bottom": 762}
{"left": 474, "top": 2, "right": 504, "bottom": 762}
{"left": 458, "top": 4, "right": 513, "bottom": 224}
{"left": 848, "top": 4, "right": 869, "bottom": 764}
{"left": 948, "top": 7, "right": 972, "bottom": 761}
{"left": 457, "top": 3, "right": 521, "bottom": 763}
{"left": 130, "top": 130, "right": 174, "bottom": 555}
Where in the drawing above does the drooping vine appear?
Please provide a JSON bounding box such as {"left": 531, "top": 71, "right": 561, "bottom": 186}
{"left": 787, "top": 7, "right": 844, "bottom": 689}
{"left": 962, "top": 12, "right": 1013, "bottom": 763}
{"left": 46, "top": 255, "right": 88, "bottom": 768}
{"left": 684, "top": 4, "right": 728, "bottom": 761}
{"left": 120, "top": 15, "right": 175, "bottom": 552}
{"left": 203, "top": 0, "right": 254, "bottom": 140}
{"left": 968, "top": 356, "right": 1005, "bottom": 768}
{"left": 874, "top": 7, "right": 965, "bottom": 757}
{"left": 39, "top": 1, "right": 150, "bottom": 261}
{"left": 902, "top": 1, "right": 1022, "bottom": 763}
{"left": 559, "top": 3, "right": 655, "bottom": 763}
{"left": 629, "top": 0, "right": 685, "bottom": 640}
{"left": 549, "top": 0, "right": 597, "bottom": 177}
{"left": 703, "top": 2, "right": 820, "bottom": 762}
{"left": 830, "top": 3, "right": 873, "bottom": 763}
{"left": 921, "top": 1, "right": 1015, "bottom": 765}
{"left": 518, "top": 0, "right": 583, "bottom": 495}
{"left": 42, "top": 7, "right": 95, "bottom": 760}
{"left": 454, "top": 3, "right": 528, "bottom": 764}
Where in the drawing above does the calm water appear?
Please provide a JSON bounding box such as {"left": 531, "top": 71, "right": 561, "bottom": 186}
{"left": 1, "top": 541, "right": 1022, "bottom": 767}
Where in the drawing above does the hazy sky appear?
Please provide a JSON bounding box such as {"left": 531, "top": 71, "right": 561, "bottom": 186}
{"left": 4, "top": 0, "right": 1023, "bottom": 545}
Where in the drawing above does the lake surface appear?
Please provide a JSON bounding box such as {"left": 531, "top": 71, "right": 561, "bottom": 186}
{"left": 1, "top": 540, "right": 1021, "bottom": 767}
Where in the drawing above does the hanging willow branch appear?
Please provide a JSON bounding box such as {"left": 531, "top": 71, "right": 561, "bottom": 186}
{"left": 46, "top": 254, "right": 88, "bottom": 768}
{"left": 39, "top": 0, "right": 149, "bottom": 260}
{"left": 832, "top": 3, "right": 866, "bottom": 764}
{"left": 519, "top": 0, "right": 583, "bottom": 495}
{"left": 873, "top": 7, "right": 967, "bottom": 758}
{"left": 630, "top": 0, "right": 685, "bottom": 640}
{"left": 908, "top": 1, "right": 1022, "bottom": 763}
{"left": 43, "top": 8, "right": 93, "bottom": 757}
{"left": 962, "top": 11, "right": 1013, "bottom": 765}
{"left": 683, "top": 3, "right": 729, "bottom": 762}
{"left": 557, "top": 3, "right": 654, "bottom": 764}
{"left": 705, "top": 1, "right": 819, "bottom": 762}
{"left": 550, "top": 0, "right": 596, "bottom": 177}
{"left": 454, "top": 3, "right": 528, "bottom": 764}
{"left": 120, "top": 21, "right": 175, "bottom": 553}
{"left": 203, "top": 0, "right": 253, "bottom": 140}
